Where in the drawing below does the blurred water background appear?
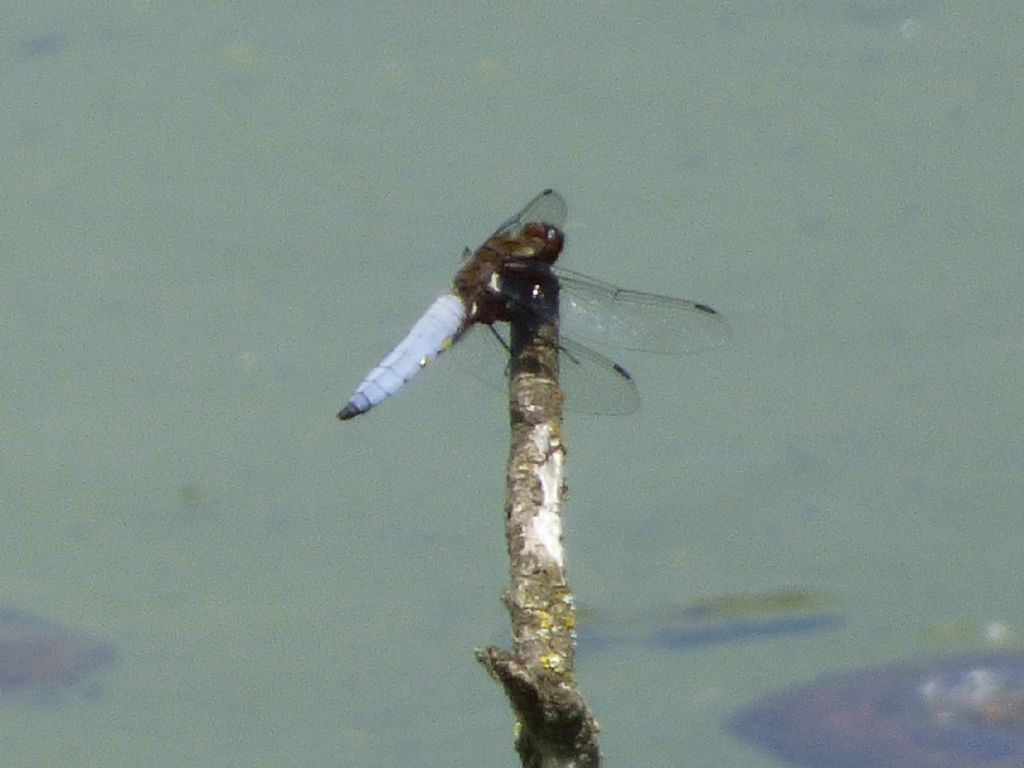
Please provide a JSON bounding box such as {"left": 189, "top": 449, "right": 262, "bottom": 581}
{"left": 2, "top": 3, "right": 1022, "bottom": 766}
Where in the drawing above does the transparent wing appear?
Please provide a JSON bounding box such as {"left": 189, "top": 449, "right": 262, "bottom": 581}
{"left": 453, "top": 325, "right": 640, "bottom": 416}
{"left": 558, "top": 335, "right": 640, "bottom": 415}
{"left": 556, "top": 268, "right": 729, "bottom": 354}
{"left": 491, "top": 189, "right": 568, "bottom": 239}
{"left": 449, "top": 325, "right": 507, "bottom": 392}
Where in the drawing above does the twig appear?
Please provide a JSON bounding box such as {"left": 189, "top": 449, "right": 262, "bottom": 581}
{"left": 476, "top": 274, "right": 601, "bottom": 768}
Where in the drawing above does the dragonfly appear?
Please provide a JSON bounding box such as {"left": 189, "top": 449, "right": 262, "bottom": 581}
{"left": 337, "top": 189, "right": 728, "bottom": 420}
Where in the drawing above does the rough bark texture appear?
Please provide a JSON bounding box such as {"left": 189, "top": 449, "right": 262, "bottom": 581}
{"left": 476, "top": 308, "right": 601, "bottom": 768}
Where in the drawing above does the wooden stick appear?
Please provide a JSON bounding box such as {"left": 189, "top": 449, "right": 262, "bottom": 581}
{"left": 476, "top": 274, "right": 601, "bottom": 768}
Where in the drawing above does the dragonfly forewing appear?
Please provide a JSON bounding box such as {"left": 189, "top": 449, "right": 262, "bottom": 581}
{"left": 491, "top": 189, "right": 568, "bottom": 239}
{"left": 556, "top": 268, "right": 729, "bottom": 354}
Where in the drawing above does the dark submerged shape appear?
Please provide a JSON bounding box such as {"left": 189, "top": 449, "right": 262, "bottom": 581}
{"left": 728, "top": 652, "right": 1024, "bottom": 768}
{"left": 0, "top": 605, "right": 116, "bottom": 691}
{"left": 576, "top": 588, "right": 841, "bottom": 653}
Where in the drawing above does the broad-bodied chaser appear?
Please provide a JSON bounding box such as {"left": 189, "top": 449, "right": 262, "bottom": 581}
{"left": 338, "top": 190, "right": 727, "bottom": 420}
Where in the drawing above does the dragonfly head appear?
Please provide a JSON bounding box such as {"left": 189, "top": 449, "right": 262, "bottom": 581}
{"left": 517, "top": 222, "right": 565, "bottom": 265}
